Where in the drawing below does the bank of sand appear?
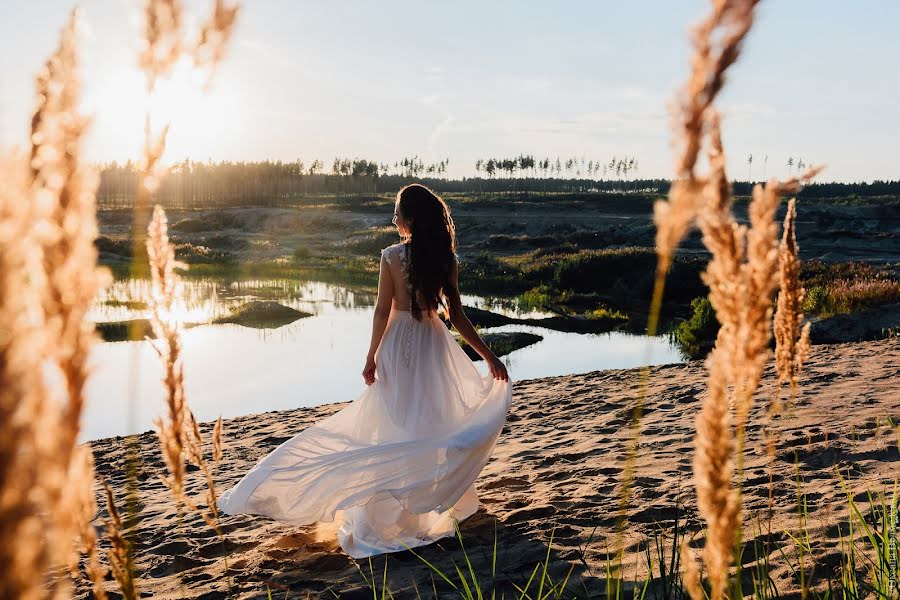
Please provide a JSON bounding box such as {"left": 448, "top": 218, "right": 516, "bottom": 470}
{"left": 85, "top": 338, "right": 899, "bottom": 598}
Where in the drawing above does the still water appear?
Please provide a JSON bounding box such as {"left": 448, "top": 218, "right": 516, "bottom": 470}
{"left": 84, "top": 279, "right": 683, "bottom": 441}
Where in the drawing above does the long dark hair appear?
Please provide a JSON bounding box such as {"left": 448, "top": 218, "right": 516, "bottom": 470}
{"left": 397, "top": 184, "right": 456, "bottom": 320}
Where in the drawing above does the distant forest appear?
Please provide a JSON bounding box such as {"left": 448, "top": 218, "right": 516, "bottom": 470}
{"left": 95, "top": 157, "right": 900, "bottom": 209}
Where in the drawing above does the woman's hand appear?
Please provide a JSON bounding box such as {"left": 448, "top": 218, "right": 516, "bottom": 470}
{"left": 486, "top": 354, "right": 509, "bottom": 382}
{"left": 362, "top": 355, "right": 377, "bottom": 385}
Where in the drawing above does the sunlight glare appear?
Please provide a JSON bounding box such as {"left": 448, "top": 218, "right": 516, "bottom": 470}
{"left": 83, "top": 55, "right": 244, "bottom": 163}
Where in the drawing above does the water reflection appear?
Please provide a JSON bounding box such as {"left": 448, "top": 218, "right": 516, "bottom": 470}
{"left": 91, "top": 278, "right": 376, "bottom": 324}
{"left": 84, "top": 279, "right": 683, "bottom": 441}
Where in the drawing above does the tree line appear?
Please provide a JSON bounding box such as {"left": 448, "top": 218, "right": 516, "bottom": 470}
{"left": 94, "top": 157, "right": 900, "bottom": 210}
{"left": 475, "top": 155, "right": 639, "bottom": 180}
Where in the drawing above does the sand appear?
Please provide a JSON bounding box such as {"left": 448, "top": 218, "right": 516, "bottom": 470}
{"left": 83, "top": 338, "right": 899, "bottom": 599}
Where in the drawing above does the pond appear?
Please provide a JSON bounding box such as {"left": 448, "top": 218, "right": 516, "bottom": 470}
{"left": 84, "top": 278, "right": 684, "bottom": 441}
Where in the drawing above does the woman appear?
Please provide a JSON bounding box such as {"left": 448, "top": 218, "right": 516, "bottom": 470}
{"left": 218, "top": 184, "right": 512, "bottom": 558}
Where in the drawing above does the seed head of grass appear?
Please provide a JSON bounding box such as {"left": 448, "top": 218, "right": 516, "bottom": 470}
{"left": 774, "top": 198, "right": 810, "bottom": 408}
{"left": 194, "top": 0, "right": 240, "bottom": 80}
{"left": 139, "top": 0, "right": 184, "bottom": 92}
{"left": 654, "top": 0, "right": 761, "bottom": 273}
{"left": 148, "top": 205, "right": 190, "bottom": 502}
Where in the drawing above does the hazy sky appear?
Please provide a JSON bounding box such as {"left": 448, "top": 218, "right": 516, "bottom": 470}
{"left": 1, "top": 1, "right": 897, "bottom": 181}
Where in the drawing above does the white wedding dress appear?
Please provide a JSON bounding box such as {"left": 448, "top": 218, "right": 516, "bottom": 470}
{"left": 218, "top": 243, "right": 512, "bottom": 558}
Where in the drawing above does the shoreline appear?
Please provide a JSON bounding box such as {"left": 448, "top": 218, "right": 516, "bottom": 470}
{"left": 84, "top": 337, "right": 899, "bottom": 598}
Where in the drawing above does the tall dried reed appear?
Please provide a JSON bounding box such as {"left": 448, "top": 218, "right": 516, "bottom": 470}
{"left": 29, "top": 14, "right": 113, "bottom": 593}
{"left": 0, "top": 154, "right": 52, "bottom": 600}
{"left": 139, "top": 0, "right": 183, "bottom": 92}
{"left": 1, "top": 10, "right": 113, "bottom": 598}
{"left": 140, "top": 0, "right": 237, "bottom": 520}
{"left": 616, "top": 1, "right": 762, "bottom": 587}
{"left": 773, "top": 199, "right": 811, "bottom": 406}
{"left": 102, "top": 480, "right": 138, "bottom": 599}
{"left": 195, "top": 0, "right": 240, "bottom": 80}
{"left": 145, "top": 203, "right": 220, "bottom": 518}
{"left": 649, "top": 1, "right": 824, "bottom": 598}
{"left": 146, "top": 205, "right": 229, "bottom": 586}
{"left": 646, "top": 3, "right": 762, "bottom": 598}
{"left": 147, "top": 205, "right": 191, "bottom": 504}
{"left": 653, "top": 0, "right": 760, "bottom": 275}
{"left": 133, "top": 1, "right": 238, "bottom": 591}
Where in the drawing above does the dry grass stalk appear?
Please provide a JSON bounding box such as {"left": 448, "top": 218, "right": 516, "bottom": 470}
{"left": 649, "top": 2, "right": 774, "bottom": 598}
{"left": 654, "top": 0, "right": 760, "bottom": 273}
{"left": 146, "top": 206, "right": 229, "bottom": 588}
{"left": 774, "top": 198, "right": 811, "bottom": 407}
{"left": 29, "top": 20, "right": 111, "bottom": 581}
{"left": 195, "top": 0, "right": 240, "bottom": 78}
{"left": 72, "top": 448, "right": 108, "bottom": 600}
{"left": 693, "top": 349, "right": 741, "bottom": 600}
{"left": 0, "top": 155, "right": 52, "bottom": 600}
{"left": 29, "top": 6, "right": 110, "bottom": 445}
{"left": 141, "top": 117, "right": 170, "bottom": 196}
{"left": 689, "top": 117, "right": 815, "bottom": 600}
{"left": 135, "top": 1, "right": 239, "bottom": 586}
{"left": 147, "top": 205, "right": 190, "bottom": 503}
{"left": 146, "top": 206, "right": 225, "bottom": 519}
{"left": 678, "top": 109, "right": 825, "bottom": 600}
{"left": 0, "top": 10, "right": 114, "bottom": 598}
{"left": 628, "top": 5, "right": 761, "bottom": 578}
{"left": 102, "top": 480, "right": 138, "bottom": 600}
{"left": 139, "top": 0, "right": 184, "bottom": 92}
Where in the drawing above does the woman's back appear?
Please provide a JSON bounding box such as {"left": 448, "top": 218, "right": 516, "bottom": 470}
{"left": 381, "top": 242, "right": 416, "bottom": 313}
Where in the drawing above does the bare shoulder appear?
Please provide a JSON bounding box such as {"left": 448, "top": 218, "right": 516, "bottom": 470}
{"left": 380, "top": 242, "right": 404, "bottom": 265}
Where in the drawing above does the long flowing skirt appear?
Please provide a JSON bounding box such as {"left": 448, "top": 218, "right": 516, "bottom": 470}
{"left": 217, "top": 308, "right": 512, "bottom": 558}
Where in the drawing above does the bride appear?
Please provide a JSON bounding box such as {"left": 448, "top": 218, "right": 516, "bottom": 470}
{"left": 218, "top": 183, "right": 512, "bottom": 558}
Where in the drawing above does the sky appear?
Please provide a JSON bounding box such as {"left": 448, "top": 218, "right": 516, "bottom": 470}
{"left": 1, "top": 1, "right": 897, "bottom": 182}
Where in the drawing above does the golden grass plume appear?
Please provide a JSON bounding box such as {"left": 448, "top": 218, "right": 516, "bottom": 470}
{"left": 660, "top": 33, "right": 825, "bottom": 600}
{"left": 146, "top": 205, "right": 229, "bottom": 580}
{"left": 147, "top": 205, "right": 191, "bottom": 503}
{"left": 139, "top": 0, "right": 184, "bottom": 92}
{"left": 195, "top": 0, "right": 240, "bottom": 77}
{"left": 0, "top": 153, "right": 52, "bottom": 600}
{"left": 654, "top": 0, "right": 761, "bottom": 274}
{"left": 774, "top": 198, "right": 811, "bottom": 406}
{"left": 102, "top": 480, "right": 138, "bottom": 600}
{"left": 1, "top": 10, "right": 112, "bottom": 598}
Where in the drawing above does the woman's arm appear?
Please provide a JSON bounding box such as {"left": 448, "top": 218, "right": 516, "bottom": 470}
{"left": 445, "top": 259, "right": 510, "bottom": 382}
{"left": 362, "top": 252, "right": 395, "bottom": 385}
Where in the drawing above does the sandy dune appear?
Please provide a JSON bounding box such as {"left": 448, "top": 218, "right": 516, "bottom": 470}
{"left": 83, "top": 338, "right": 899, "bottom": 598}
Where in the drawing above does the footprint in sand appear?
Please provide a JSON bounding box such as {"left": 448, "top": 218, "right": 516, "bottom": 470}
{"left": 482, "top": 476, "right": 530, "bottom": 490}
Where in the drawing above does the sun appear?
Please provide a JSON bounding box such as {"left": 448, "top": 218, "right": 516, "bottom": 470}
{"left": 83, "top": 55, "right": 245, "bottom": 163}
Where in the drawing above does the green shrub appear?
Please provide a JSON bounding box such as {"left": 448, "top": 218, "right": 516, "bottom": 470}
{"left": 801, "top": 285, "right": 827, "bottom": 315}
{"left": 549, "top": 247, "right": 706, "bottom": 302}
{"left": 801, "top": 279, "right": 900, "bottom": 316}
{"left": 292, "top": 246, "right": 310, "bottom": 261}
{"left": 586, "top": 305, "right": 627, "bottom": 321}
{"left": 518, "top": 284, "right": 572, "bottom": 312}
{"left": 553, "top": 247, "right": 657, "bottom": 293}
{"left": 673, "top": 296, "right": 718, "bottom": 359}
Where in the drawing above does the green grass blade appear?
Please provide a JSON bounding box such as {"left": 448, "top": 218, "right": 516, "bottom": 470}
{"left": 536, "top": 528, "right": 555, "bottom": 600}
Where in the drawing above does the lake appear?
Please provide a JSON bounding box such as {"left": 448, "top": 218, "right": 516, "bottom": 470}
{"left": 84, "top": 278, "right": 684, "bottom": 441}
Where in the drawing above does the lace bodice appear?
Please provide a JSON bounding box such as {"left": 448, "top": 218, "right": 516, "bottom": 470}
{"left": 381, "top": 243, "right": 410, "bottom": 276}
{"left": 381, "top": 243, "right": 413, "bottom": 310}
{"left": 381, "top": 243, "right": 458, "bottom": 314}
